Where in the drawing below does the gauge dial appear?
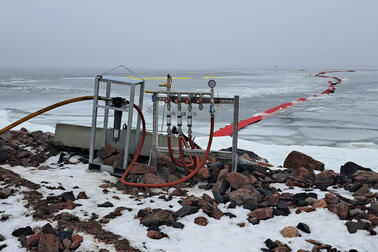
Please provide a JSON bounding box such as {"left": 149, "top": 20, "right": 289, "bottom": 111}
{"left": 208, "top": 79, "right": 216, "bottom": 88}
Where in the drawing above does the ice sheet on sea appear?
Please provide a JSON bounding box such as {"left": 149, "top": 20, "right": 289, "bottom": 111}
{"left": 1, "top": 85, "right": 89, "bottom": 94}
{"left": 338, "top": 142, "right": 377, "bottom": 148}
{"left": 62, "top": 77, "right": 93, "bottom": 80}
{"left": 289, "top": 107, "right": 378, "bottom": 128}
{"left": 0, "top": 109, "right": 55, "bottom": 133}
{"left": 238, "top": 125, "right": 297, "bottom": 137}
{"left": 303, "top": 106, "right": 325, "bottom": 112}
{"left": 299, "top": 139, "right": 337, "bottom": 146}
{"left": 297, "top": 126, "right": 378, "bottom": 142}
{"left": 216, "top": 85, "right": 313, "bottom": 99}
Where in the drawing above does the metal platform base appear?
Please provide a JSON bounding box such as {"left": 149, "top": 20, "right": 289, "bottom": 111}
{"left": 54, "top": 123, "right": 179, "bottom": 157}
{"left": 54, "top": 123, "right": 235, "bottom": 175}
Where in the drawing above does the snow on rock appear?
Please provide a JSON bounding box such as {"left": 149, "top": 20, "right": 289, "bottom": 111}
{"left": 1, "top": 134, "right": 378, "bottom": 251}
{"left": 198, "top": 136, "right": 378, "bottom": 172}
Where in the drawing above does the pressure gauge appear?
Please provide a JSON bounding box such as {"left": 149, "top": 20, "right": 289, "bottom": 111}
{"left": 208, "top": 79, "right": 216, "bottom": 88}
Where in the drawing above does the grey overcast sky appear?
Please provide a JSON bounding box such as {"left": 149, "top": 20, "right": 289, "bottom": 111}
{"left": 0, "top": 0, "right": 377, "bottom": 70}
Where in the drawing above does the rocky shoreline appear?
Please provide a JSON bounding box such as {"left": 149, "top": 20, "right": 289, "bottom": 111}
{"left": 0, "top": 129, "right": 377, "bottom": 252}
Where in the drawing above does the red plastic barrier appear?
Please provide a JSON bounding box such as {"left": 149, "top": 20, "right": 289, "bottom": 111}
{"left": 214, "top": 70, "right": 355, "bottom": 137}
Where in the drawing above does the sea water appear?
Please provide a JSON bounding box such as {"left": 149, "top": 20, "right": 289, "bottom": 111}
{"left": 1, "top": 68, "right": 378, "bottom": 149}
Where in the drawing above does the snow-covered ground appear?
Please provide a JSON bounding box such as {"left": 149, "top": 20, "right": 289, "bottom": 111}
{"left": 1, "top": 138, "right": 378, "bottom": 252}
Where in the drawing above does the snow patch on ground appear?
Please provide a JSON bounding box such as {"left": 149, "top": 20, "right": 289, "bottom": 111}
{"left": 197, "top": 136, "right": 378, "bottom": 172}
{"left": 0, "top": 192, "right": 40, "bottom": 252}
{"left": 108, "top": 203, "right": 377, "bottom": 252}
{"left": 2, "top": 135, "right": 378, "bottom": 251}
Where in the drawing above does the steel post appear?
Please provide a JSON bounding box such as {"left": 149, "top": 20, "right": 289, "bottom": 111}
{"left": 102, "top": 81, "right": 111, "bottom": 146}
{"left": 89, "top": 76, "right": 100, "bottom": 163}
{"left": 150, "top": 93, "right": 158, "bottom": 167}
{"left": 122, "top": 84, "right": 135, "bottom": 170}
{"left": 232, "top": 96, "right": 239, "bottom": 172}
{"left": 135, "top": 81, "right": 144, "bottom": 153}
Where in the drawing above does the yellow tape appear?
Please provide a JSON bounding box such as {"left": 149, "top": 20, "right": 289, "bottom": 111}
{"left": 124, "top": 76, "right": 216, "bottom": 80}
{"left": 124, "top": 76, "right": 190, "bottom": 80}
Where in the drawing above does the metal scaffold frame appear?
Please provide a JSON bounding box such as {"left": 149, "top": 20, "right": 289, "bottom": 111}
{"left": 88, "top": 75, "right": 145, "bottom": 173}
{"left": 148, "top": 90, "right": 240, "bottom": 172}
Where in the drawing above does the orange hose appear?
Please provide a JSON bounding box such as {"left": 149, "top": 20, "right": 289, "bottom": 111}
{"left": 188, "top": 138, "right": 200, "bottom": 167}
{"left": 181, "top": 137, "right": 196, "bottom": 168}
{"left": 121, "top": 116, "right": 214, "bottom": 188}
{"left": 180, "top": 136, "right": 203, "bottom": 170}
{"left": 167, "top": 135, "right": 195, "bottom": 168}
{"left": 118, "top": 101, "right": 147, "bottom": 182}
{"left": 178, "top": 136, "right": 196, "bottom": 172}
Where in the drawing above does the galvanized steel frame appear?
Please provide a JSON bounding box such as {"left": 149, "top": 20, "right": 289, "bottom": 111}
{"left": 89, "top": 75, "right": 144, "bottom": 172}
{"left": 149, "top": 92, "right": 239, "bottom": 172}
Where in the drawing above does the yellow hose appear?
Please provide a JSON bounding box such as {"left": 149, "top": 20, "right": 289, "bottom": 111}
{"left": 0, "top": 96, "right": 95, "bottom": 134}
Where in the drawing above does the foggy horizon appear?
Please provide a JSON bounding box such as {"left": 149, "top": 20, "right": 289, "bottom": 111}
{"left": 1, "top": 0, "right": 378, "bottom": 70}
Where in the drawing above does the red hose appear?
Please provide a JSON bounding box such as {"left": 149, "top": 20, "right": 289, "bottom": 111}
{"left": 178, "top": 137, "right": 193, "bottom": 172}
{"left": 214, "top": 70, "right": 356, "bottom": 137}
{"left": 118, "top": 101, "right": 147, "bottom": 180}
{"left": 178, "top": 136, "right": 199, "bottom": 172}
{"left": 183, "top": 137, "right": 198, "bottom": 168}
{"left": 167, "top": 135, "right": 195, "bottom": 169}
{"left": 188, "top": 138, "right": 200, "bottom": 168}
{"left": 121, "top": 116, "right": 214, "bottom": 188}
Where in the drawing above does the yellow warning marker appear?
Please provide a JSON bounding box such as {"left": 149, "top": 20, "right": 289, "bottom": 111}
{"left": 124, "top": 76, "right": 190, "bottom": 80}
{"left": 124, "top": 76, "right": 216, "bottom": 80}
{"left": 143, "top": 77, "right": 166, "bottom": 80}
{"left": 123, "top": 76, "right": 142, "bottom": 80}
